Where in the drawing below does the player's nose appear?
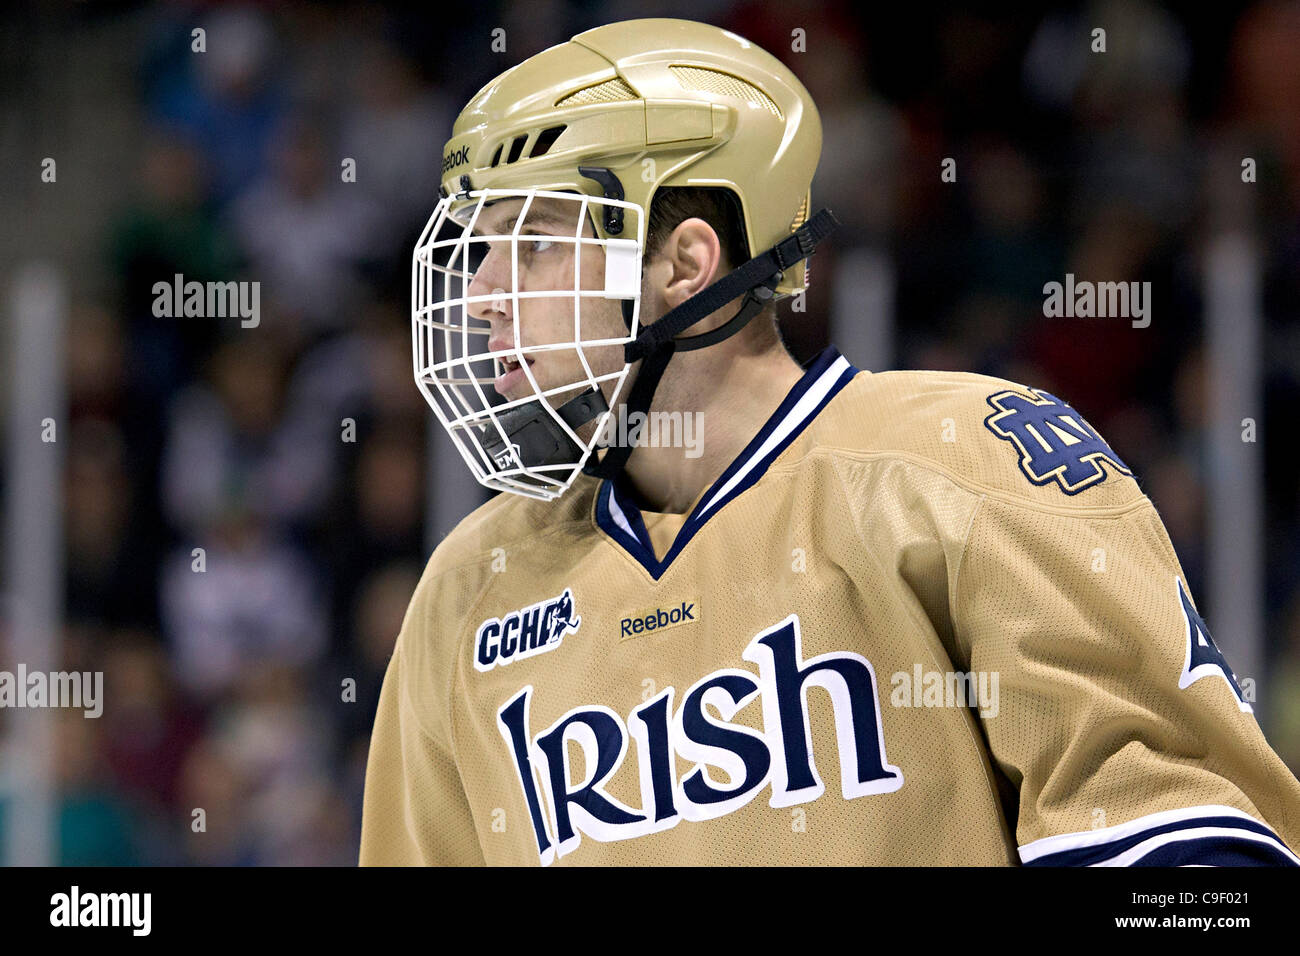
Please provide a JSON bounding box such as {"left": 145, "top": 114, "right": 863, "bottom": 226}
{"left": 466, "top": 244, "right": 513, "bottom": 322}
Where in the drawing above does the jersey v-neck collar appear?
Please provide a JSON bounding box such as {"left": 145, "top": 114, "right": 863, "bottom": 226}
{"left": 593, "top": 345, "right": 859, "bottom": 580}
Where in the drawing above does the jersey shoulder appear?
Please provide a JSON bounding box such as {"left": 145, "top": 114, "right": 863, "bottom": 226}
{"left": 394, "top": 475, "right": 602, "bottom": 739}
{"left": 809, "top": 367, "right": 1144, "bottom": 509}
{"left": 417, "top": 473, "right": 601, "bottom": 591}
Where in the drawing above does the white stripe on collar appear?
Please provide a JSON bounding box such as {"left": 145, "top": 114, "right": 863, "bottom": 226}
{"left": 606, "top": 483, "right": 639, "bottom": 543}
{"left": 694, "top": 355, "right": 853, "bottom": 521}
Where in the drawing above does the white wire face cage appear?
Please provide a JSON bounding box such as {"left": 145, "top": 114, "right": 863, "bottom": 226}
{"left": 412, "top": 188, "right": 644, "bottom": 501}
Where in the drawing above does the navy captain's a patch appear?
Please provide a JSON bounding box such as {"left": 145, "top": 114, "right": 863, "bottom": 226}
{"left": 1175, "top": 576, "right": 1252, "bottom": 714}
{"left": 983, "top": 387, "right": 1130, "bottom": 494}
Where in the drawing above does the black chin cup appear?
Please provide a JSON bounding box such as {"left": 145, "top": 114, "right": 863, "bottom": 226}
{"left": 478, "top": 388, "right": 609, "bottom": 473}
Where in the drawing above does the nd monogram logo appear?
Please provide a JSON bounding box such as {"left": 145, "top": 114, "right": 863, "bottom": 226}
{"left": 984, "top": 387, "right": 1130, "bottom": 494}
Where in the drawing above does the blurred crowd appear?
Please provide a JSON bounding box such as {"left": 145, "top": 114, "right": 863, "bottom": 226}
{"left": 3, "top": 0, "right": 1300, "bottom": 863}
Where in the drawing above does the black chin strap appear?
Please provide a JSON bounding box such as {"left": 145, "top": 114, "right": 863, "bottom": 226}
{"left": 582, "top": 208, "right": 838, "bottom": 480}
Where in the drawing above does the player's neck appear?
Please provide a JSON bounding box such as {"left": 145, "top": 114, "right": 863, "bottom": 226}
{"left": 617, "top": 336, "right": 805, "bottom": 515}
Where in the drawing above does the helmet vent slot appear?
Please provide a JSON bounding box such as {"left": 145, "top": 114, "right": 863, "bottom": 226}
{"left": 555, "top": 77, "right": 638, "bottom": 107}
{"left": 506, "top": 135, "right": 528, "bottom": 164}
{"left": 529, "top": 125, "right": 566, "bottom": 158}
{"left": 669, "top": 65, "right": 782, "bottom": 120}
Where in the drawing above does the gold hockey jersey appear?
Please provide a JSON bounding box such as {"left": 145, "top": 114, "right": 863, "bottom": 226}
{"left": 359, "top": 346, "right": 1300, "bottom": 866}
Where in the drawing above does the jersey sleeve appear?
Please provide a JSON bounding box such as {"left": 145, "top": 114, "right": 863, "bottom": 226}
{"left": 359, "top": 576, "right": 485, "bottom": 866}
{"left": 952, "top": 490, "right": 1300, "bottom": 866}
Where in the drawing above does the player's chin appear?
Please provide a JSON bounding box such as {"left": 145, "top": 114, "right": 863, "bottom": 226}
{"left": 493, "top": 381, "right": 532, "bottom": 403}
{"left": 493, "top": 359, "right": 540, "bottom": 402}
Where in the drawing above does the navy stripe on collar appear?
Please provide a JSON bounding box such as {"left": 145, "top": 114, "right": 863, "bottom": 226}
{"left": 595, "top": 345, "right": 859, "bottom": 580}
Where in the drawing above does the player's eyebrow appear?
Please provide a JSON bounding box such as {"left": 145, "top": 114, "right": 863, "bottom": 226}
{"left": 472, "top": 207, "right": 572, "bottom": 236}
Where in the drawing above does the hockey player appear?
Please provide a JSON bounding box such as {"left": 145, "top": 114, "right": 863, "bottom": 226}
{"left": 360, "top": 18, "right": 1300, "bottom": 866}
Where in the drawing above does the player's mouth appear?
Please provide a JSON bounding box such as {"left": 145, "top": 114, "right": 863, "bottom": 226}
{"left": 494, "top": 355, "right": 536, "bottom": 396}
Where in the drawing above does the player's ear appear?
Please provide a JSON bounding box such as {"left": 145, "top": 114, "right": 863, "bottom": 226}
{"left": 655, "top": 218, "right": 724, "bottom": 309}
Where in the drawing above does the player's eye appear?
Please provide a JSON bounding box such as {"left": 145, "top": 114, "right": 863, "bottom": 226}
{"left": 522, "top": 234, "right": 556, "bottom": 254}
{"left": 463, "top": 239, "right": 487, "bottom": 272}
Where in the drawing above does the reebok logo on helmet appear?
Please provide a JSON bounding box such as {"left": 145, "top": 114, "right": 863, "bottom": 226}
{"left": 442, "top": 145, "right": 471, "bottom": 174}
